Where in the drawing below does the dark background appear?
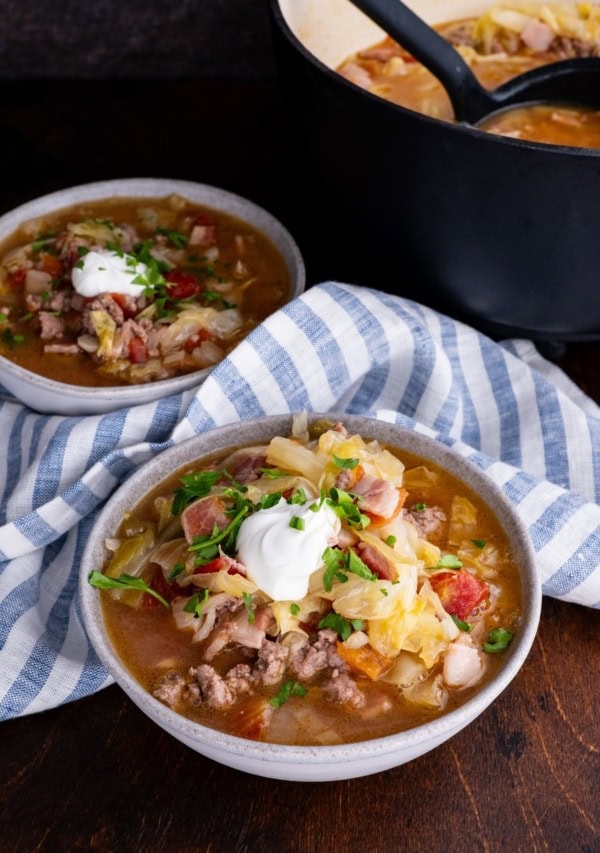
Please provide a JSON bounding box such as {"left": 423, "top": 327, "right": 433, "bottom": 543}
{"left": 0, "top": 0, "right": 276, "bottom": 79}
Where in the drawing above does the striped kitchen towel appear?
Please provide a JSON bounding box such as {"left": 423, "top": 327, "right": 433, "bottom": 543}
{"left": 1, "top": 281, "right": 599, "bottom": 721}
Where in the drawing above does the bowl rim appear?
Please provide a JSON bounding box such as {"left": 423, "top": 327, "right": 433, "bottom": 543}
{"left": 79, "top": 412, "right": 541, "bottom": 763}
{"left": 269, "top": 0, "right": 600, "bottom": 159}
{"left": 0, "top": 177, "right": 306, "bottom": 401}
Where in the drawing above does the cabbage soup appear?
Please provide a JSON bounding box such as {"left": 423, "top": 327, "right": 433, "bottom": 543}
{"left": 89, "top": 419, "right": 522, "bottom": 746}
{"left": 338, "top": 1, "right": 600, "bottom": 147}
{"left": 0, "top": 195, "right": 290, "bottom": 386}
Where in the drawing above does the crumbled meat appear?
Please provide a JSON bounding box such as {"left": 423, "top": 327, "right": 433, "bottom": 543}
{"left": 405, "top": 505, "right": 447, "bottom": 540}
{"left": 186, "top": 664, "right": 234, "bottom": 708}
{"left": 334, "top": 467, "right": 356, "bottom": 491}
{"left": 322, "top": 670, "right": 365, "bottom": 707}
{"left": 224, "top": 663, "right": 254, "bottom": 695}
{"left": 288, "top": 629, "right": 345, "bottom": 680}
{"left": 87, "top": 293, "right": 125, "bottom": 326}
{"left": 39, "top": 311, "right": 64, "bottom": 341}
{"left": 252, "top": 639, "right": 289, "bottom": 686}
{"left": 153, "top": 671, "right": 186, "bottom": 708}
{"left": 203, "top": 604, "right": 273, "bottom": 661}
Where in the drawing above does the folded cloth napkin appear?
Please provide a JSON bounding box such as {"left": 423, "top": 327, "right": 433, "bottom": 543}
{"left": 1, "top": 282, "right": 600, "bottom": 721}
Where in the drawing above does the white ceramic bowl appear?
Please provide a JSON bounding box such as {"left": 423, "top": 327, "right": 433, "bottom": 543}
{"left": 79, "top": 413, "right": 540, "bottom": 782}
{"left": 0, "top": 179, "right": 305, "bottom": 415}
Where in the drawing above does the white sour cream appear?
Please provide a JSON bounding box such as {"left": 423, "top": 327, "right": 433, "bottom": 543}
{"left": 71, "top": 250, "right": 149, "bottom": 297}
{"left": 236, "top": 499, "right": 341, "bottom": 601}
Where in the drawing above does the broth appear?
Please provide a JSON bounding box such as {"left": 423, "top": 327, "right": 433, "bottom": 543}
{"left": 92, "top": 421, "right": 522, "bottom": 746}
{"left": 338, "top": 2, "right": 600, "bottom": 147}
{"left": 0, "top": 195, "right": 291, "bottom": 386}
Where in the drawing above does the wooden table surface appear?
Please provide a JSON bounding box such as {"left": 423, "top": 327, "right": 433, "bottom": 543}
{"left": 0, "top": 80, "right": 598, "bottom": 853}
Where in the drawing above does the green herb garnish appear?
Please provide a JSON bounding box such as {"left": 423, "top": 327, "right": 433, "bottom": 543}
{"left": 289, "top": 515, "right": 305, "bottom": 531}
{"left": 269, "top": 680, "right": 308, "bottom": 709}
{"left": 318, "top": 612, "right": 364, "bottom": 642}
{"left": 156, "top": 227, "right": 188, "bottom": 248}
{"left": 167, "top": 562, "right": 185, "bottom": 581}
{"left": 333, "top": 455, "right": 359, "bottom": 470}
{"left": 171, "top": 470, "right": 224, "bottom": 516}
{"left": 483, "top": 627, "right": 514, "bottom": 653}
{"left": 451, "top": 615, "right": 472, "bottom": 632}
{"left": 183, "top": 588, "right": 210, "bottom": 618}
{"left": 242, "top": 591, "right": 255, "bottom": 624}
{"left": 87, "top": 570, "right": 170, "bottom": 608}
{"left": 471, "top": 539, "right": 487, "bottom": 549}
{"left": 385, "top": 535, "right": 397, "bottom": 547}
{"left": 290, "top": 603, "right": 300, "bottom": 616}
{"left": 413, "top": 502, "right": 427, "bottom": 512}
{"left": 326, "top": 487, "right": 370, "bottom": 529}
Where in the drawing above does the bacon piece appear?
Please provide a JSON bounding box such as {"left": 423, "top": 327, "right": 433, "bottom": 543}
{"left": 181, "top": 495, "right": 230, "bottom": 544}
{"left": 353, "top": 475, "right": 402, "bottom": 520}
{"left": 430, "top": 569, "right": 489, "bottom": 620}
{"left": 355, "top": 542, "right": 395, "bottom": 581}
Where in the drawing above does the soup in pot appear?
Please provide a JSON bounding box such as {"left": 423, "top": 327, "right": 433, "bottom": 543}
{"left": 89, "top": 418, "right": 523, "bottom": 746}
{"left": 338, "top": 1, "right": 600, "bottom": 147}
{"left": 0, "top": 194, "right": 291, "bottom": 386}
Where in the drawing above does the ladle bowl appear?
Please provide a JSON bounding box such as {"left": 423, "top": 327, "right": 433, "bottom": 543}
{"left": 349, "top": 0, "right": 600, "bottom": 123}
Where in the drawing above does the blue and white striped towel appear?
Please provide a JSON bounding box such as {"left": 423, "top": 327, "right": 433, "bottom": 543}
{"left": 1, "top": 282, "right": 599, "bottom": 721}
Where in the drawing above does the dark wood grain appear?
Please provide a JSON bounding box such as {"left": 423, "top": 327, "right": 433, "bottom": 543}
{"left": 0, "top": 79, "right": 598, "bottom": 853}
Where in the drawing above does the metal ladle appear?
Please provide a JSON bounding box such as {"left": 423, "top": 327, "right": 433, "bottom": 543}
{"left": 349, "top": 0, "right": 600, "bottom": 124}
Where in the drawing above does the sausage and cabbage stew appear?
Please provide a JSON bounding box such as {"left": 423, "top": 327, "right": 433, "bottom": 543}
{"left": 90, "top": 418, "right": 522, "bottom": 745}
{"left": 338, "top": 1, "right": 600, "bottom": 147}
{"left": 0, "top": 195, "right": 290, "bottom": 386}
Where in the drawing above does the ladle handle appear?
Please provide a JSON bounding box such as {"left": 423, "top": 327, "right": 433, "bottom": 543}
{"left": 349, "top": 0, "right": 494, "bottom": 122}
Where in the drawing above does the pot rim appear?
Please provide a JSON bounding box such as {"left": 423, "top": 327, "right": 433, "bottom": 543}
{"left": 269, "top": 0, "right": 600, "bottom": 159}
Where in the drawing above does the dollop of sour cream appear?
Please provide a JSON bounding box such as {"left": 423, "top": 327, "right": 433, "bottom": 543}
{"left": 236, "top": 498, "right": 341, "bottom": 601}
{"left": 71, "top": 249, "right": 149, "bottom": 298}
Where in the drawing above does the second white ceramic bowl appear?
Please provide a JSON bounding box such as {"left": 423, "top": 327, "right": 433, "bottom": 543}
{"left": 0, "top": 178, "right": 305, "bottom": 415}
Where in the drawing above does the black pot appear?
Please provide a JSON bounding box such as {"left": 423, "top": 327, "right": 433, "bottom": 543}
{"left": 269, "top": 0, "right": 600, "bottom": 341}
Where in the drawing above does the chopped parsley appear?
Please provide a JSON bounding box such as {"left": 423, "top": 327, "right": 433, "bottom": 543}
{"left": 385, "top": 535, "right": 397, "bottom": 547}
{"left": 171, "top": 470, "right": 225, "bottom": 516}
{"left": 167, "top": 562, "right": 185, "bottom": 582}
{"left": 471, "top": 539, "right": 487, "bottom": 549}
{"left": 326, "top": 487, "right": 370, "bottom": 529}
{"left": 183, "top": 588, "right": 210, "bottom": 619}
{"left": 242, "top": 591, "right": 255, "bottom": 624}
{"left": 318, "top": 611, "right": 364, "bottom": 642}
{"left": 87, "top": 570, "right": 170, "bottom": 608}
{"left": 333, "top": 455, "right": 359, "bottom": 470}
{"left": 269, "top": 680, "right": 307, "bottom": 709}
{"left": 451, "top": 615, "right": 472, "bottom": 632}
{"left": 290, "top": 602, "right": 300, "bottom": 616}
{"left": 156, "top": 227, "right": 188, "bottom": 248}
{"left": 321, "top": 546, "right": 377, "bottom": 591}
{"left": 413, "top": 502, "right": 427, "bottom": 512}
{"left": 1, "top": 328, "right": 25, "bottom": 347}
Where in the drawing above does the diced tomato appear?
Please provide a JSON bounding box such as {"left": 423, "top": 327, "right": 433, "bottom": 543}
{"left": 193, "top": 556, "right": 231, "bottom": 574}
{"left": 128, "top": 337, "right": 149, "bottom": 363}
{"left": 141, "top": 567, "right": 177, "bottom": 608}
{"left": 429, "top": 569, "right": 489, "bottom": 620}
{"left": 193, "top": 555, "right": 245, "bottom": 576}
{"left": 39, "top": 253, "right": 64, "bottom": 279}
{"left": 193, "top": 212, "right": 215, "bottom": 227}
{"left": 184, "top": 328, "right": 212, "bottom": 353}
{"left": 111, "top": 292, "right": 137, "bottom": 318}
{"left": 8, "top": 269, "right": 26, "bottom": 287}
{"left": 165, "top": 270, "right": 201, "bottom": 300}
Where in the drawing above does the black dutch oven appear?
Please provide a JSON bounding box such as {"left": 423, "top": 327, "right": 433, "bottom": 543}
{"left": 269, "top": 0, "right": 600, "bottom": 341}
